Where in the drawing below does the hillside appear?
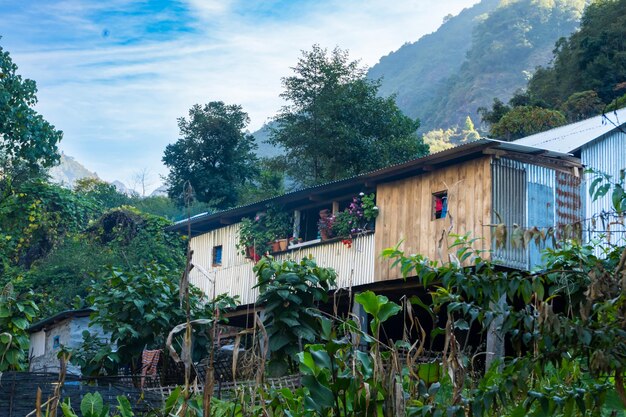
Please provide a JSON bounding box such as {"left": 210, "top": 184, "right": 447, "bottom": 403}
{"left": 48, "top": 152, "right": 98, "bottom": 187}
{"left": 369, "top": 0, "right": 586, "bottom": 132}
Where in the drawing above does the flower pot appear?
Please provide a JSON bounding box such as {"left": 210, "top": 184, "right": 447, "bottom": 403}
{"left": 320, "top": 229, "right": 330, "bottom": 241}
{"left": 270, "top": 241, "right": 281, "bottom": 253}
{"left": 245, "top": 246, "right": 259, "bottom": 261}
{"left": 277, "top": 238, "right": 288, "bottom": 251}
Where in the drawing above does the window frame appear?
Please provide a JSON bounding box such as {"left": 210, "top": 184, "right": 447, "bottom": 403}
{"left": 212, "top": 245, "right": 223, "bottom": 267}
{"left": 432, "top": 190, "right": 448, "bottom": 220}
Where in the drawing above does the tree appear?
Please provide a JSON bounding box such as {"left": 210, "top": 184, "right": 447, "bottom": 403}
{"left": 561, "top": 90, "right": 604, "bottom": 121}
{"left": 74, "top": 177, "right": 129, "bottom": 211}
{"left": 237, "top": 159, "right": 285, "bottom": 206}
{"left": 0, "top": 42, "right": 62, "bottom": 182}
{"left": 490, "top": 106, "right": 566, "bottom": 140}
{"left": 270, "top": 45, "right": 427, "bottom": 187}
{"left": 163, "top": 102, "right": 259, "bottom": 209}
{"left": 87, "top": 263, "right": 196, "bottom": 369}
{"left": 131, "top": 168, "right": 153, "bottom": 197}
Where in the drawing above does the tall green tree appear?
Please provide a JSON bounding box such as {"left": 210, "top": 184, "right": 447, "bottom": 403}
{"left": 163, "top": 102, "right": 258, "bottom": 209}
{"left": 270, "top": 45, "right": 427, "bottom": 187}
{"left": 0, "top": 42, "right": 62, "bottom": 182}
{"left": 490, "top": 105, "right": 567, "bottom": 140}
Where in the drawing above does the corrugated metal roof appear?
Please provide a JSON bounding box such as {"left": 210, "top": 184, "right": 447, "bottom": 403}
{"left": 512, "top": 108, "right": 626, "bottom": 153}
{"left": 169, "top": 138, "right": 580, "bottom": 235}
{"left": 28, "top": 308, "right": 94, "bottom": 333}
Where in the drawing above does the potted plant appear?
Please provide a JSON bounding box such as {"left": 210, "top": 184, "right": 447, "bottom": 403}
{"left": 237, "top": 205, "right": 293, "bottom": 259}
{"left": 328, "top": 193, "right": 380, "bottom": 239}
{"left": 237, "top": 216, "right": 271, "bottom": 260}
{"left": 318, "top": 209, "right": 335, "bottom": 240}
{"left": 264, "top": 204, "right": 293, "bottom": 252}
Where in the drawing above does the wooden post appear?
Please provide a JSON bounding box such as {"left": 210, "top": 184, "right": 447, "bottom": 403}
{"left": 293, "top": 210, "right": 301, "bottom": 239}
{"left": 352, "top": 295, "right": 368, "bottom": 349}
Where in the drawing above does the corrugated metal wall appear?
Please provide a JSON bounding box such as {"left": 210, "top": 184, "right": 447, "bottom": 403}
{"left": 581, "top": 130, "right": 626, "bottom": 249}
{"left": 189, "top": 226, "right": 376, "bottom": 305}
{"left": 492, "top": 157, "right": 581, "bottom": 270}
{"left": 491, "top": 158, "right": 527, "bottom": 269}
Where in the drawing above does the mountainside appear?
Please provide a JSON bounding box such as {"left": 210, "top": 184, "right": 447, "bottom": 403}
{"left": 368, "top": 0, "right": 500, "bottom": 127}
{"left": 48, "top": 153, "right": 98, "bottom": 187}
{"left": 369, "top": 0, "right": 586, "bottom": 132}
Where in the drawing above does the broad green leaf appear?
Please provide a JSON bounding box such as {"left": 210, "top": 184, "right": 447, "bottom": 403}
{"left": 355, "top": 291, "right": 381, "bottom": 316}
{"left": 377, "top": 302, "right": 401, "bottom": 323}
{"left": 302, "top": 375, "right": 334, "bottom": 411}
{"left": 80, "top": 392, "right": 104, "bottom": 417}
{"left": 417, "top": 362, "right": 441, "bottom": 385}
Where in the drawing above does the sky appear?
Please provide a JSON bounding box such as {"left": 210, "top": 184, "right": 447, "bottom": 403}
{"left": 0, "top": 0, "right": 479, "bottom": 192}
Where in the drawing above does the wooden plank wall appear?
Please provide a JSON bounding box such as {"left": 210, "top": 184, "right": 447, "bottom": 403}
{"left": 374, "top": 156, "right": 493, "bottom": 281}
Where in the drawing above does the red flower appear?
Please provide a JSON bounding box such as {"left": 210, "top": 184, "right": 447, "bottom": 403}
{"left": 342, "top": 238, "right": 353, "bottom": 248}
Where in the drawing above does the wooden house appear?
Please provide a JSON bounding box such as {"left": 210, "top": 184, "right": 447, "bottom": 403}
{"left": 513, "top": 107, "right": 626, "bottom": 248}
{"left": 168, "top": 139, "right": 582, "bottom": 316}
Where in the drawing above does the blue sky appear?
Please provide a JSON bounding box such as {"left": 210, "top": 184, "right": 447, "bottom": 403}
{"left": 0, "top": 0, "right": 479, "bottom": 191}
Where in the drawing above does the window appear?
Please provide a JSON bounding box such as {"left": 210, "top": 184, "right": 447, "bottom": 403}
{"left": 53, "top": 335, "right": 60, "bottom": 349}
{"left": 298, "top": 205, "right": 333, "bottom": 242}
{"left": 212, "top": 245, "right": 223, "bottom": 267}
{"left": 432, "top": 191, "right": 448, "bottom": 220}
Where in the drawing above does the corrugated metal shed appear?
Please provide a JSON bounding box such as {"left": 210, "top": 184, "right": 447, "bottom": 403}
{"left": 512, "top": 108, "right": 626, "bottom": 153}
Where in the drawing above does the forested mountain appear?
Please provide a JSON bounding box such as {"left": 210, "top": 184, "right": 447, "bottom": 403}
{"left": 369, "top": 0, "right": 586, "bottom": 132}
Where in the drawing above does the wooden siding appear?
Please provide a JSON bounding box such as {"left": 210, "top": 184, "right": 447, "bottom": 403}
{"left": 374, "top": 156, "right": 493, "bottom": 281}
{"left": 189, "top": 227, "right": 376, "bottom": 305}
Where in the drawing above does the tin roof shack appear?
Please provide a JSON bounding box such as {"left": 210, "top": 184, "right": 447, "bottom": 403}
{"left": 169, "top": 139, "right": 582, "bottom": 311}
{"left": 28, "top": 309, "right": 107, "bottom": 375}
{"left": 513, "top": 107, "right": 626, "bottom": 248}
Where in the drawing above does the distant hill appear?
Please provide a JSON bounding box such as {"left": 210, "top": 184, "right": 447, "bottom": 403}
{"left": 369, "top": 0, "right": 586, "bottom": 132}
{"left": 48, "top": 153, "right": 98, "bottom": 187}
{"left": 251, "top": 122, "right": 283, "bottom": 159}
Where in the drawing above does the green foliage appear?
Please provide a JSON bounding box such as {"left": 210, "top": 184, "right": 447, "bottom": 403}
{"left": 355, "top": 291, "right": 401, "bottom": 337}
{"left": 416, "top": 0, "right": 584, "bottom": 132}
{"left": 368, "top": 0, "right": 502, "bottom": 131}
{"left": 237, "top": 204, "right": 293, "bottom": 256}
{"left": 0, "top": 283, "right": 38, "bottom": 371}
{"left": 561, "top": 90, "right": 605, "bottom": 121}
{"left": 0, "top": 42, "right": 62, "bottom": 181}
{"left": 270, "top": 45, "right": 427, "bottom": 187}
{"left": 69, "top": 330, "right": 120, "bottom": 377}
{"left": 490, "top": 106, "right": 567, "bottom": 140}
{"left": 237, "top": 159, "right": 286, "bottom": 206}
{"left": 0, "top": 179, "right": 97, "bottom": 274}
{"left": 60, "top": 392, "right": 133, "bottom": 417}
{"left": 588, "top": 168, "right": 626, "bottom": 216}
{"left": 254, "top": 256, "right": 337, "bottom": 375}
{"left": 322, "top": 193, "right": 379, "bottom": 239}
{"left": 380, "top": 233, "right": 626, "bottom": 415}
{"left": 527, "top": 0, "right": 626, "bottom": 107}
{"left": 74, "top": 178, "right": 130, "bottom": 212}
{"left": 607, "top": 92, "right": 626, "bottom": 112}
{"left": 163, "top": 101, "right": 259, "bottom": 209}
{"left": 87, "top": 263, "right": 196, "bottom": 367}
{"left": 21, "top": 206, "right": 185, "bottom": 316}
